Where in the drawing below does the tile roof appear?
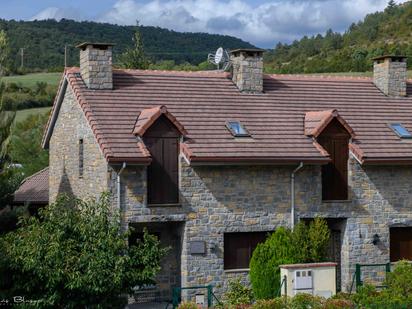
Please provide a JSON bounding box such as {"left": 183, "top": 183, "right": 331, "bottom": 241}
{"left": 14, "top": 168, "right": 49, "bottom": 204}
{"left": 133, "top": 105, "right": 187, "bottom": 137}
{"left": 43, "top": 69, "right": 412, "bottom": 165}
{"left": 305, "top": 109, "right": 355, "bottom": 138}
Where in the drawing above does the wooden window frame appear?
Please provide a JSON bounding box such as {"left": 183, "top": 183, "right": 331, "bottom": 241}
{"left": 224, "top": 231, "right": 269, "bottom": 270}
{"left": 390, "top": 227, "right": 412, "bottom": 262}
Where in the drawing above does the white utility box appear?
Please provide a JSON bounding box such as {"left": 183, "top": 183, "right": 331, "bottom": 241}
{"left": 280, "top": 262, "right": 337, "bottom": 298}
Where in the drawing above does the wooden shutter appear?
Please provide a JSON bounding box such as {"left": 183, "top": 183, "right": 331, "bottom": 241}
{"left": 390, "top": 227, "right": 412, "bottom": 262}
{"left": 144, "top": 116, "right": 180, "bottom": 205}
{"left": 318, "top": 119, "right": 350, "bottom": 201}
{"left": 224, "top": 232, "right": 268, "bottom": 270}
{"left": 146, "top": 137, "right": 179, "bottom": 204}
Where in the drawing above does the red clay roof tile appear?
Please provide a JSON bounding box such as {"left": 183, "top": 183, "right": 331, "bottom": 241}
{"left": 14, "top": 168, "right": 49, "bottom": 204}
{"left": 43, "top": 68, "right": 412, "bottom": 165}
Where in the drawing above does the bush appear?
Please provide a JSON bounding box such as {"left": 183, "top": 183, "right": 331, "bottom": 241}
{"left": 223, "top": 278, "right": 254, "bottom": 307}
{"left": 323, "top": 298, "right": 354, "bottom": 309}
{"left": 251, "top": 298, "right": 290, "bottom": 309}
{"left": 178, "top": 302, "right": 199, "bottom": 309}
{"left": 290, "top": 293, "right": 324, "bottom": 309}
{"left": 250, "top": 227, "right": 297, "bottom": 299}
{"left": 250, "top": 219, "right": 330, "bottom": 300}
{"left": 0, "top": 193, "right": 169, "bottom": 307}
{"left": 385, "top": 260, "right": 412, "bottom": 297}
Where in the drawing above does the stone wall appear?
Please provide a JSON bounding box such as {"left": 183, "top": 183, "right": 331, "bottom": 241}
{"left": 118, "top": 158, "right": 320, "bottom": 296}
{"left": 117, "top": 154, "right": 412, "bottom": 296}
{"left": 49, "top": 85, "right": 109, "bottom": 202}
{"left": 230, "top": 51, "right": 263, "bottom": 93}
{"left": 299, "top": 156, "right": 412, "bottom": 291}
{"left": 373, "top": 57, "right": 407, "bottom": 97}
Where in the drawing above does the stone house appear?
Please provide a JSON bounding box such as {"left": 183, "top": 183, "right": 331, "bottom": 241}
{"left": 42, "top": 43, "right": 412, "bottom": 299}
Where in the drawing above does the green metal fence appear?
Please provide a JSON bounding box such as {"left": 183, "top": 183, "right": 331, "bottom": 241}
{"left": 352, "top": 263, "right": 391, "bottom": 292}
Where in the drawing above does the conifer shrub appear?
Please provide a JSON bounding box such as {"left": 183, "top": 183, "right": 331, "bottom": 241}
{"left": 249, "top": 227, "right": 297, "bottom": 299}
{"left": 250, "top": 218, "right": 330, "bottom": 300}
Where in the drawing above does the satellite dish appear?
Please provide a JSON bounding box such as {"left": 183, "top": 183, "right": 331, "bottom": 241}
{"left": 214, "top": 47, "right": 224, "bottom": 64}
{"left": 207, "top": 47, "right": 231, "bottom": 71}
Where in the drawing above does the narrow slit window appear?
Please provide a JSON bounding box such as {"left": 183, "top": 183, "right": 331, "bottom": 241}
{"left": 390, "top": 124, "right": 412, "bottom": 138}
{"left": 227, "top": 121, "right": 250, "bottom": 137}
{"left": 79, "top": 139, "right": 84, "bottom": 178}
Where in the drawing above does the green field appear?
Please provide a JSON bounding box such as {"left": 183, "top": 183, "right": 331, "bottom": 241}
{"left": 15, "top": 107, "right": 51, "bottom": 123}
{"left": 2, "top": 72, "right": 62, "bottom": 88}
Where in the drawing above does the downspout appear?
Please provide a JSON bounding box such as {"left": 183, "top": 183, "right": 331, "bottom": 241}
{"left": 117, "top": 162, "right": 126, "bottom": 210}
{"left": 291, "top": 162, "right": 304, "bottom": 229}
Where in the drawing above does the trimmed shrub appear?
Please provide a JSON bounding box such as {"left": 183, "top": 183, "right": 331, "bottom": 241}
{"left": 223, "top": 278, "right": 254, "bottom": 307}
{"left": 250, "top": 227, "right": 297, "bottom": 299}
{"left": 307, "top": 218, "right": 330, "bottom": 262}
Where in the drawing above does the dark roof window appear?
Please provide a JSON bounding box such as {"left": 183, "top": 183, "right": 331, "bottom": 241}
{"left": 227, "top": 121, "right": 250, "bottom": 137}
{"left": 390, "top": 124, "right": 412, "bottom": 139}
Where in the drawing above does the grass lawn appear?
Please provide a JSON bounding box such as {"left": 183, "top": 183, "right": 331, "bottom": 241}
{"left": 15, "top": 107, "right": 51, "bottom": 123}
{"left": 2, "top": 72, "right": 62, "bottom": 88}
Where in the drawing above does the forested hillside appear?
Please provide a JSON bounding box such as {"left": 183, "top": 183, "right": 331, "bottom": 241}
{"left": 264, "top": 1, "right": 412, "bottom": 73}
{"left": 0, "top": 19, "right": 254, "bottom": 71}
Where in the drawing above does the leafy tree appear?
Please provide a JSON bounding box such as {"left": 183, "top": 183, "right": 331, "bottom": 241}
{"left": 0, "top": 30, "right": 10, "bottom": 76}
{"left": 0, "top": 80, "right": 19, "bottom": 212}
{"left": 120, "top": 24, "right": 151, "bottom": 69}
{"left": 0, "top": 193, "right": 169, "bottom": 307}
{"left": 9, "top": 113, "right": 49, "bottom": 176}
{"left": 0, "top": 82, "right": 15, "bottom": 160}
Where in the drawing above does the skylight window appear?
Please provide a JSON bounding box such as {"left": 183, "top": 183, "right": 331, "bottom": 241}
{"left": 390, "top": 123, "right": 412, "bottom": 139}
{"left": 227, "top": 121, "right": 250, "bottom": 137}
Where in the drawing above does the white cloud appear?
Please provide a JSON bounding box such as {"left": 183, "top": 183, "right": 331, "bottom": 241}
{"left": 31, "top": 0, "right": 408, "bottom": 47}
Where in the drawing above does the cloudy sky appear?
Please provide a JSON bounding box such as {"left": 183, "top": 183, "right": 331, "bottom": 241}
{"left": 0, "top": 0, "right": 407, "bottom": 47}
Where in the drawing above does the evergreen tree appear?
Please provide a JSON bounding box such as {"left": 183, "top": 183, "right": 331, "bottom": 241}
{"left": 120, "top": 23, "right": 150, "bottom": 69}
{"left": 0, "top": 82, "right": 15, "bottom": 162}
{"left": 0, "top": 30, "right": 10, "bottom": 76}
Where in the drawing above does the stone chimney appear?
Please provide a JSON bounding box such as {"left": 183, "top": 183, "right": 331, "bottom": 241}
{"left": 230, "top": 48, "right": 264, "bottom": 93}
{"left": 373, "top": 55, "right": 407, "bottom": 97}
{"left": 76, "top": 42, "right": 114, "bottom": 90}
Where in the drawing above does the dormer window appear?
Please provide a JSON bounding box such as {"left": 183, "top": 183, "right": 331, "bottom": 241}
{"left": 389, "top": 124, "right": 412, "bottom": 139}
{"left": 134, "top": 106, "right": 187, "bottom": 206}
{"left": 227, "top": 121, "right": 250, "bottom": 137}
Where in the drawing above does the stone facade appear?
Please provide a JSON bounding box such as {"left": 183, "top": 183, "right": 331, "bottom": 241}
{"left": 230, "top": 50, "right": 263, "bottom": 93}
{"left": 49, "top": 86, "right": 109, "bottom": 202}
{"left": 79, "top": 43, "right": 113, "bottom": 90}
{"left": 108, "top": 154, "right": 412, "bottom": 298}
{"left": 373, "top": 56, "right": 407, "bottom": 97}
{"left": 49, "top": 84, "right": 412, "bottom": 300}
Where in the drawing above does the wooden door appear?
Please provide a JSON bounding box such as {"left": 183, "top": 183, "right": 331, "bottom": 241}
{"left": 390, "top": 227, "right": 412, "bottom": 262}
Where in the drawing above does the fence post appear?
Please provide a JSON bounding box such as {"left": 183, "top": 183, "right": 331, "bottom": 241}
{"left": 283, "top": 275, "right": 287, "bottom": 297}
{"left": 385, "top": 262, "right": 391, "bottom": 273}
{"left": 172, "top": 287, "right": 180, "bottom": 309}
{"left": 207, "top": 285, "right": 212, "bottom": 308}
{"left": 355, "top": 264, "right": 362, "bottom": 291}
